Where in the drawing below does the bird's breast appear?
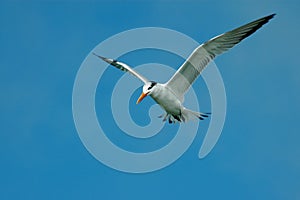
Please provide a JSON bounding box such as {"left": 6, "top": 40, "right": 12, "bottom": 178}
{"left": 150, "top": 85, "right": 182, "bottom": 115}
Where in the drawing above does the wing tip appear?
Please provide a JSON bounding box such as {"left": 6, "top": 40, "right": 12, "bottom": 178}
{"left": 92, "top": 52, "right": 115, "bottom": 64}
{"left": 268, "top": 13, "right": 276, "bottom": 19}
{"left": 263, "top": 13, "right": 276, "bottom": 23}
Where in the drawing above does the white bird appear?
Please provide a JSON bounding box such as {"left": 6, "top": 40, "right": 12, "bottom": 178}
{"left": 94, "top": 14, "right": 275, "bottom": 123}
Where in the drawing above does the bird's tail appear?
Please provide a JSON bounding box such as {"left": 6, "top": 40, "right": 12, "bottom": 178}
{"left": 181, "top": 108, "right": 210, "bottom": 122}
{"left": 158, "top": 108, "right": 210, "bottom": 123}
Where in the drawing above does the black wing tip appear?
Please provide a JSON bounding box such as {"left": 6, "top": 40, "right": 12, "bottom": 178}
{"left": 92, "top": 52, "right": 100, "bottom": 57}
{"left": 92, "top": 53, "right": 118, "bottom": 64}
{"left": 255, "top": 13, "right": 276, "bottom": 28}
{"left": 267, "top": 13, "right": 276, "bottom": 19}
{"left": 253, "top": 13, "right": 276, "bottom": 27}
{"left": 262, "top": 13, "right": 276, "bottom": 22}
{"left": 264, "top": 13, "right": 276, "bottom": 24}
{"left": 233, "top": 13, "right": 276, "bottom": 43}
{"left": 92, "top": 52, "right": 106, "bottom": 60}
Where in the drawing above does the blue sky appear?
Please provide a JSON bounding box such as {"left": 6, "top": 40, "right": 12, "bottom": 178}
{"left": 1, "top": 0, "right": 300, "bottom": 199}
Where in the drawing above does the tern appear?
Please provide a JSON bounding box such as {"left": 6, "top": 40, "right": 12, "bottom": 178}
{"left": 94, "top": 14, "right": 275, "bottom": 123}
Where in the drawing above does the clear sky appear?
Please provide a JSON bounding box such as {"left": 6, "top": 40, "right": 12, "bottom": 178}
{"left": 1, "top": 0, "right": 300, "bottom": 199}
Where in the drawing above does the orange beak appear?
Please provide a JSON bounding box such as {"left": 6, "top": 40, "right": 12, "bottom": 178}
{"left": 136, "top": 92, "right": 148, "bottom": 104}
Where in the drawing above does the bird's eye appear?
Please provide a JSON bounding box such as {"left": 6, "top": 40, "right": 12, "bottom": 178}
{"left": 148, "top": 86, "right": 152, "bottom": 90}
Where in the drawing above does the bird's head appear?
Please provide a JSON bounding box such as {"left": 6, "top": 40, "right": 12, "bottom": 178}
{"left": 136, "top": 81, "right": 157, "bottom": 104}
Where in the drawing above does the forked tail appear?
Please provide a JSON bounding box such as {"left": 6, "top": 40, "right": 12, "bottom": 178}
{"left": 181, "top": 107, "right": 210, "bottom": 122}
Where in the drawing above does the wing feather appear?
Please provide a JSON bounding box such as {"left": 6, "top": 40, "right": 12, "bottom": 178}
{"left": 166, "top": 14, "right": 275, "bottom": 101}
{"left": 93, "top": 53, "right": 149, "bottom": 84}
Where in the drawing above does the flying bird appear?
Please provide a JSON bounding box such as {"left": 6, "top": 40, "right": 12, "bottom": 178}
{"left": 94, "top": 14, "right": 275, "bottom": 123}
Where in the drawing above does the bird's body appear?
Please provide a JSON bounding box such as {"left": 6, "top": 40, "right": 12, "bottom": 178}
{"left": 148, "top": 83, "right": 208, "bottom": 122}
{"left": 150, "top": 83, "right": 181, "bottom": 116}
{"left": 94, "top": 14, "right": 275, "bottom": 123}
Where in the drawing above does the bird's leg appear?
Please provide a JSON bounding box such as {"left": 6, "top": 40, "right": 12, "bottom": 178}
{"left": 180, "top": 113, "right": 185, "bottom": 122}
{"left": 168, "top": 116, "right": 172, "bottom": 124}
{"left": 173, "top": 115, "right": 181, "bottom": 122}
{"left": 160, "top": 113, "right": 182, "bottom": 123}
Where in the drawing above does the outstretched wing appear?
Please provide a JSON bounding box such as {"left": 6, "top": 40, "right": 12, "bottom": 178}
{"left": 93, "top": 53, "right": 149, "bottom": 84}
{"left": 166, "top": 14, "right": 275, "bottom": 101}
